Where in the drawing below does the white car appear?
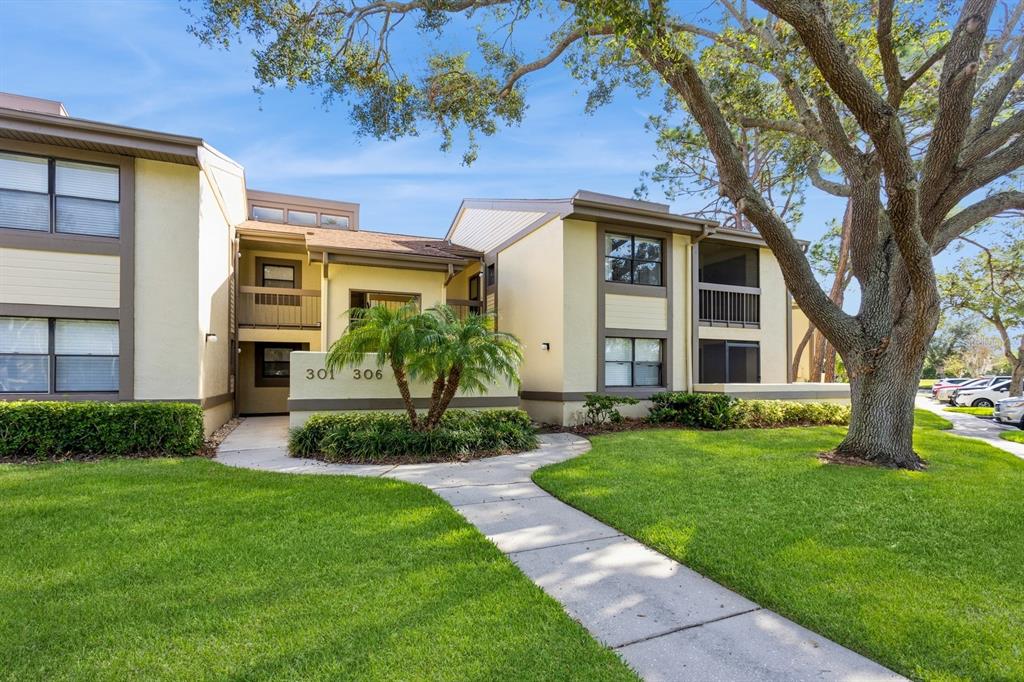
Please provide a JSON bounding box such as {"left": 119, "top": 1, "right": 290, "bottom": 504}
{"left": 953, "top": 380, "right": 1011, "bottom": 408}
{"left": 994, "top": 396, "right": 1024, "bottom": 428}
{"left": 936, "top": 376, "right": 996, "bottom": 402}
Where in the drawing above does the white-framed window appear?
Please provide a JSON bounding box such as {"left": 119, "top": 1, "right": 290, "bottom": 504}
{"left": 0, "top": 316, "right": 119, "bottom": 393}
{"left": 287, "top": 210, "right": 317, "bottom": 226}
{"left": 605, "top": 337, "right": 662, "bottom": 387}
{"left": 320, "top": 213, "right": 350, "bottom": 228}
{"left": 251, "top": 205, "right": 284, "bottom": 222}
{"left": 0, "top": 152, "right": 121, "bottom": 237}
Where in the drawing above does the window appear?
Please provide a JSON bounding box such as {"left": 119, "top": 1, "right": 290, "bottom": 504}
{"left": 468, "top": 273, "right": 481, "bottom": 301}
{"left": 252, "top": 205, "right": 284, "bottom": 222}
{"left": 261, "top": 263, "right": 297, "bottom": 289}
{"left": 605, "top": 233, "right": 663, "bottom": 286}
{"left": 0, "top": 316, "right": 119, "bottom": 394}
{"left": 0, "top": 152, "right": 120, "bottom": 237}
{"left": 486, "top": 263, "right": 496, "bottom": 287}
{"left": 605, "top": 337, "right": 662, "bottom": 387}
{"left": 287, "top": 210, "right": 317, "bottom": 226}
{"left": 255, "top": 342, "right": 306, "bottom": 387}
{"left": 699, "top": 340, "right": 759, "bottom": 383}
{"left": 321, "top": 213, "right": 350, "bottom": 228}
{"left": 699, "top": 242, "right": 759, "bottom": 288}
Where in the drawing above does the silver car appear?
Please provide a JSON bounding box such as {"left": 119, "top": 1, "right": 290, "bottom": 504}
{"left": 994, "top": 396, "right": 1024, "bottom": 429}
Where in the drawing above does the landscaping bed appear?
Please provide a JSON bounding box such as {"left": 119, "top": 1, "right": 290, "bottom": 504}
{"left": 0, "top": 458, "right": 633, "bottom": 681}
{"left": 534, "top": 410, "right": 1024, "bottom": 681}
{"left": 1001, "top": 430, "right": 1024, "bottom": 444}
{"left": 289, "top": 409, "right": 538, "bottom": 463}
{"left": 944, "top": 406, "right": 994, "bottom": 417}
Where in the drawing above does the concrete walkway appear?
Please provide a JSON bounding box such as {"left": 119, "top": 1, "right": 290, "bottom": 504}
{"left": 217, "top": 417, "right": 904, "bottom": 681}
{"left": 915, "top": 395, "right": 1024, "bottom": 459}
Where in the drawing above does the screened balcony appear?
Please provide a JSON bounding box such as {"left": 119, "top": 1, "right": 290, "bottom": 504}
{"left": 697, "top": 241, "right": 761, "bottom": 328}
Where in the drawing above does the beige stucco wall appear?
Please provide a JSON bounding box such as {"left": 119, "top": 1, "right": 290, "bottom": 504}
{"left": 196, "top": 151, "right": 244, "bottom": 409}
{"left": 562, "top": 219, "right": 598, "bottom": 393}
{"left": 791, "top": 303, "right": 812, "bottom": 381}
{"left": 0, "top": 247, "right": 119, "bottom": 308}
{"left": 496, "top": 216, "right": 565, "bottom": 394}
{"left": 758, "top": 249, "right": 789, "bottom": 383}
{"left": 134, "top": 159, "right": 201, "bottom": 400}
{"left": 324, "top": 264, "right": 446, "bottom": 344}
{"left": 445, "top": 260, "right": 482, "bottom": 300}
{"left": 672, "top": 233, "right": 690, "bottom": 390}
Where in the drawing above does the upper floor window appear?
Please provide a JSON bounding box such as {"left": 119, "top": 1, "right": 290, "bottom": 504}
{"left": 605, "top": 233, "right": 663, "bottom": 286}
{"left": 251, "top": 205, "right": 284, "bottom": 222}
{"left": 321, "top": 213, "right": 350, "bottom": 228}
{"left": 486, "top": 263, "right": 496, "bottom": 287}
{"left": 287, "top": 210, "right": 317, "bottom": 226}
{"left": 699, "top": 242, "right": 759, "bottom": 288}
{"left": 0, "top": 152, "right": 120, "bottom": 237}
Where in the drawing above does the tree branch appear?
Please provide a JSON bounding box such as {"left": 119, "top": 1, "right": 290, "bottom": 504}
{"left": 877, "top": 0, "right": 904, "bottom": 105}
{"left": 498, "top": 27, "right": 611, "bottom": 96}
{"left": 807, "top": 153, "right": 851, "bottom": 196}
{"left": 932, "top": 190, "right": 1024, "bottom": 253}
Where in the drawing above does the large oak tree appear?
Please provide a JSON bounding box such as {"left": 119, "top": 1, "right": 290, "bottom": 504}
{"left": 190, "top": 0, "right": 1024, "bottom": 468}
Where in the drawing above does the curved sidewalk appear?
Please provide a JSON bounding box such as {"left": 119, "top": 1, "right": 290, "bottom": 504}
{"left": 915, "top": 395, "right": 1024, "bottom": 459}
{"left": 217, "top": 417, "right": 904, "bottom": 682}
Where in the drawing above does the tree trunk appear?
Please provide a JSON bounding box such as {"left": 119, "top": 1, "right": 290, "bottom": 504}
{"left": 792, "top": 324, "right": 815, "bottom": 381}
{"left": 824, "top": 346, "right": 838, "bottom": 383}
{"left": 1010, "top": 359, "right": 1024, "bottom": 398}
{"left": 833, "top": 345, "right": 926, "bottom": 470}
{"left": 422, "top": 374, "right": 448, "bottom": 430}
{"left": 390, "top": 360, "right": 420, "bottom": 429}
{"left": 426, "top": 366, "right": 463, "bottom": 430}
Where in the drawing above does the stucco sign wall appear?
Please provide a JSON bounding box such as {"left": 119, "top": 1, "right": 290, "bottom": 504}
{"left": 288, "top": 352, "right": 520, "bottom": 427}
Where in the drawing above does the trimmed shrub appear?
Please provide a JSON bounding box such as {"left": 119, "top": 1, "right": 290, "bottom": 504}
{"left": 0, "top": 401, "right": 205, "bottom": 459}
{"left": 648, "top": 392, "right": 739, "bottom": 429}
{"left": 582, "top": 393, "right": 639, "bottom": 425}
{"left": 733, "top": 399, "right": 850, "bottom": 428}
{"left": 647, "top": 392, "right": 851, "bottom": 430}
{"left": 289, "top": 409, "right": 538, "bottom": 462}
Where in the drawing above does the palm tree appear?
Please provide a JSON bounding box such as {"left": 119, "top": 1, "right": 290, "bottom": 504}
{"left": 325, "top": 302, "right": 423, "bottom": 429}
{"left": 411, "top": 306, "right": 523, "bottom": 430}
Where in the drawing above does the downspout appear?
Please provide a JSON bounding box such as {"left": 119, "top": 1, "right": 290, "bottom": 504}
{"left": 689, "top": 224, "right": 716, "bottom": 390}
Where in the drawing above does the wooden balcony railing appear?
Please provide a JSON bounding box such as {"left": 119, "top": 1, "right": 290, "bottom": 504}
{"left": 447, "top": 298, "right": 483, "bottom": 320}
{"left": 698, "top": 283, "right": 760, "bottom": 328}
{"left": 239, "top": 286, "right": 321, "bottom": 329}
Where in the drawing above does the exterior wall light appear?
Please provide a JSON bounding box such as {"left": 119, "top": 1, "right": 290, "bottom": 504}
{"left": 541, "top": 342, "right": 551, "bottom": 351}
{"left": 205, "top": 333, "right": 219, "bottom": 343}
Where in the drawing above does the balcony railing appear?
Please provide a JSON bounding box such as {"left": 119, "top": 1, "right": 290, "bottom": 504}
{"left": 698, "top": 283, "right": 760, "bottom": 328}
{"left": 447, "top": 298, "right": 483, "bottom": 320}
{"left": 239, "top": 286, "right": 321, "bottom": 329}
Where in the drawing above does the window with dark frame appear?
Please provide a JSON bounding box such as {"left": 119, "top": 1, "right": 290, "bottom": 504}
{"left": 486, "top": 263, "right": 496, "bottom": 287}
{"left": 604, "top": 337, "right": 663, "bottom": 388}
{"left": 698, "top": 339, "right": 760, "bottom": 383}
{"left": 260, "top": 263, "right": 297, "bottom": 289}
{"left": 0, "top": 316, "right": 119, "bottom": 394}
{"left": 605, "top": 233, "right": 663, "bottom": 286}
{"left": 0, "top": 152, "right": 121, "bottom": 237}
{"left": 468, "top": 273, "right": 481, "bottom": 301}
{"left": 255, "top": 342, "right": 306, "bottom": 387}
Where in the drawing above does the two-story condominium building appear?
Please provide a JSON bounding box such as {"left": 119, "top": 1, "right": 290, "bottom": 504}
{"left": 0, "top": 93, "right": 841, "bottom": 433}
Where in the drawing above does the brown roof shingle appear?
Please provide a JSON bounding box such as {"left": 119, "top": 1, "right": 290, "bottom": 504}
{"left": 237, "top": 220, "right": 480, "bottom": 261}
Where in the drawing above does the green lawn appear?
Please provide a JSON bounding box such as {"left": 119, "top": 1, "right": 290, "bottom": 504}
{"left": 1001, "top": 430, "right": 1024, "bottom": 444}
{"left": 0, "top": 459, "right": 634, "bottom": 681}
{"left": 919, "top": 379, "right": 937, "bottom": 389}
{"left": 944, "top": 406, "right": 994, "bottom": 416}
{"left": 534, "top": 411, "right": 1024, "bottom": 682}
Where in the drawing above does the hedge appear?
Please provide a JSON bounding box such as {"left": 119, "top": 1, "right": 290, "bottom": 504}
{"left": 289, "top": 409, "right": 538, "bottom": 462}
{"left": 0, "top": 401, "right": 205, "bottom": 459}
{"left": 647, "top": 391, "right": 850, "bottom": 430}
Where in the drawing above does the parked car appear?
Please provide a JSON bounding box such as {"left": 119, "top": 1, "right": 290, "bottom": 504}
{"left": 944, "top": 376, "right": 1011, "bottom": 404}
{"left": 953, "top": 380, "right": 1011, "bottom": 407}
{"left": 931, "top": 377, "right": 972, "bottom": 399}
{"left": 937, "top": 377, "right": 989, "bottom": 402}
{"left": 994, "top": 396, "right": 1024, "bottom": 429}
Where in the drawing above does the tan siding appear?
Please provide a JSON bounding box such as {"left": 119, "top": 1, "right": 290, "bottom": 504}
{"left": 0, "top": 247, "right": 119, "bottom": 308}
{"left": 562, "top": 219, "right": 597, "bottom": 392}
{"left": 449, "top": 207, "right": 548, "bottom": 252}
{"left": 605, "top": 293, "right": 667, "bottom": 331}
